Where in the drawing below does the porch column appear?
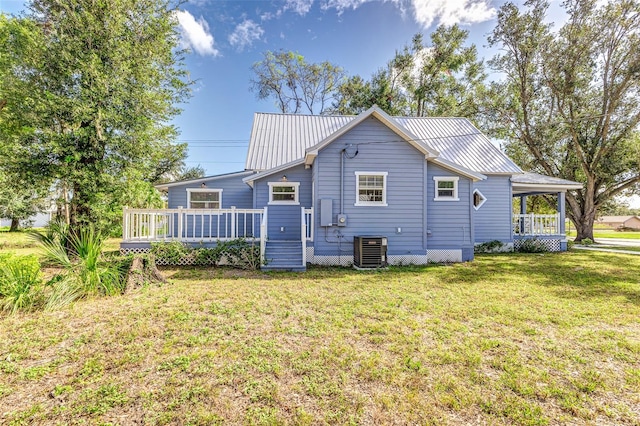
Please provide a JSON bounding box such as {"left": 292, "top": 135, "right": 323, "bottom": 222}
{"left": 557, "top": 192, "right": 566, "bottom": 235}
{"left": 519, "top": 195, "right": 527, "bottom": 234}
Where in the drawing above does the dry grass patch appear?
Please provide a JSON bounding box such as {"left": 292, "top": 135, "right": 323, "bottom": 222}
{"left": 1, "top": 251, "right": 639, "bottom": 425}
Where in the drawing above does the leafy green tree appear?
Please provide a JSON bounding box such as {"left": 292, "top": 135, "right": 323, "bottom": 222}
{"left": 487, "top": 0, "right": 640, "bottom": 241}
{"left": 250, "top": 50, "right": 345, "bottom": 114}
{"left": 331, "top": 70, "right": 407, "bottom": 115}
{"left": 3, "top": 0, "right": 190, "bottom": 237}
{"left": 0, "top": 171, "right": 50, "bottom": 231}
{"left": 333, "top": 26, "right": 487, "bottom": 119}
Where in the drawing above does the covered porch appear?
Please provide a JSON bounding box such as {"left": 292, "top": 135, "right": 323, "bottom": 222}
{"left": 511, "top": 173, "right": 582, "bottom": 250}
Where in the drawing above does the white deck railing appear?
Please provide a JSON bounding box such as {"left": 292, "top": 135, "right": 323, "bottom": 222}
{"left": 304, "top": 208, "right": 313, "bottom": 241}
{"left": 513, "top": 213, "right": 561, "bottom": 236}
{"left": 123, "top": 207, "right": 265, "bottom": 242}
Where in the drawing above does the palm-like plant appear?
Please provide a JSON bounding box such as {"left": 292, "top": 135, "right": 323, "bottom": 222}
{"left": 30, "top": 220, "right": 124, "bottom": 309}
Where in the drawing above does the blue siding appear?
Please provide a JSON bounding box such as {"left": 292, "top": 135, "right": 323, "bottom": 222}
{"left": 313, "top": 117, "right": 427, "bottom": 256}
{"left": 426, "top": 163, "right": 473, "bottom": 249}
{"left": 473, "top": 175, "right": 513, "bottom": 243}
{"left": 254, "top": 164, "right": 312, "bottom": 241}
{"left": 167, "top": 173, "right": 253, "bottom": 209}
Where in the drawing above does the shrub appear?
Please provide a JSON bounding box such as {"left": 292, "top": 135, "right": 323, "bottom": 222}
{"left": 0, "top": 254, "right": 43, "bottom": 314}
{"left": 516, "top": 238, "right": 549, "bottom": 253}
{"left": 475, "top": 240, "right": 507, "bottom": 253}
{"left": 150, "top": 241, "right": 191, "bottom": 264}
{"left": 566, "top": 240, "right": 575, "bottom": 250}
{"left": 30, "top": 222, "right": 125, "bottom": 310}
{"left": 580, "top": 238, "right": 594, "bottom": 246}
{"left": 150, "top": 239, "right": 262, "bottom": 269}
{"left": 216, "top": 239, "right": 261, "bottom": 270}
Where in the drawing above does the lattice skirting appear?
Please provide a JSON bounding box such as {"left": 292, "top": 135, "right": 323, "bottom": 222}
{"left": 514, "top": 238, "right": 562, "bottom": 252}
{"left": 427, "top": 249, "right": 462, "bottom": 263}
{"left": 119, "top": 247, "right": 227, "bottom": 266}
{"left": 306, "top": 248, "right": 431, "bottom": 266}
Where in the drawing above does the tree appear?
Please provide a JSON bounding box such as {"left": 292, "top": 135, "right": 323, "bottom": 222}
{"left": 0, "top": 170, "right": 50, "bottom": 231}
{"left": 0, "top": 15, "right": 51, "bottom": 231}
{"left": 333, "top": 26, "right": 487, "bottom": 120}
{"left": 487, "top": 0, "right": 640, "bottom": 241}
{"left": 331, "top": 70, "right": 407, "bottom": 115}
{"left": 250, "top": 50, "right": 345, "bottom": 114}
{"left": 2, "top": 0, "right": 190, "bottom": 237}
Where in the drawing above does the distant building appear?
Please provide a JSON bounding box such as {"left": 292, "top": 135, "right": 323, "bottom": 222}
{"left": 597, "top": 215, "right": 640, "bottom": 230}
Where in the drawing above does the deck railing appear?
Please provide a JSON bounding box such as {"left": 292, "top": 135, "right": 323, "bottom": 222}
{"left": 304, "top": 208, "right": 313, "bottom": 241}
{"left": 513, "top": 213, "right": 561, "bottom": 236}
{"left": 123, "top": 207, "right": 265, "bottom": 242}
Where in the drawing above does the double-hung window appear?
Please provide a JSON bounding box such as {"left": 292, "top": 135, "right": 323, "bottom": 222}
{"left": 268, "top": 182, "right": 300, "bottom": 204}
{"left": 187, "top": 188, "right": 222, "bottom": 209}
{"left": 433, "top": 177, "right": 459, "bottom": 201}
{"left": 355, "top": 172, "right": 388, "bottom": 206}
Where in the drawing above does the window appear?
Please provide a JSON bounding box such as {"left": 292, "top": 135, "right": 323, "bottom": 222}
{"left": 355, "top": 172, "right": 388, "bottom": 206}
{"left": 268, "top": 182, "right": 300, "bottom": 204}
{"left": 473, "top": 189, "right": 486, "bottom": 210}
{"left": 433, "top": 177, "right": 459, "bottom": 201}
{"left": 187, "top": 188, "right": 222, "bottom": 209}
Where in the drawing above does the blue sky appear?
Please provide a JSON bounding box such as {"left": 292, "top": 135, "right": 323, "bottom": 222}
{"left": 1, "top": 0, "right": 525, "bottom": 175}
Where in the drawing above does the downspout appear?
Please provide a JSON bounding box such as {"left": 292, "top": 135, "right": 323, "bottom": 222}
{"left": 340, "top": 148, "right": 345, "bottom": 215}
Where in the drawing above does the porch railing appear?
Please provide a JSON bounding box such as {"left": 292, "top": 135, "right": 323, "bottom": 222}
{"left": 513, "top": 213, "right": 561, "bottom": 236}
{"left": 122, "top": 207, "right": 265, "bottom": 242}
{"left": 304, "top": 208, "right": 313, "bottom": 241}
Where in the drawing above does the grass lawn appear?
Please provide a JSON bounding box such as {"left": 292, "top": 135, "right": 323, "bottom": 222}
{"left": 0, "top": 231, "right": 121, "bottom": 257}
{"left": 566, "top": 230, "right": 640, "bottom": 239}
{"left": 1, "top": 251, "right": 639, "bottom": 425}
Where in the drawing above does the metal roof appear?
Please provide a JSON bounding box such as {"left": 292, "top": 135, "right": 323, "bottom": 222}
{"left": 246, "top": 113, "right": 352, "bottom": 171}
{"left": 245, "top": 111, "right": 523, "bottom": 174}
{"left": 511, "top": 172, "right": 583, "bottom": 194}
{"left": 511, "top": 172, "right": 582, "bottom": 186}
{"left": 154, "top": 170, "right": 255, "bottom": 191}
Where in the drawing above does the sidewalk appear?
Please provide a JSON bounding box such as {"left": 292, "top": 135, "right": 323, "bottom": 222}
{"left": 572, "top": 245, "right": 640, "bottom": 255}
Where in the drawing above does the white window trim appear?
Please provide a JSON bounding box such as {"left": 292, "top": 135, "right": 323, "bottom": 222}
{"left": 473, "top": 189, "right": 487, "bottom": 210}
{"left": 355, "top": 171, "right": 388, "bottom": 207}
{"left": 433, "top": 176, "right": 459, "bottom": 201}
{"left": 186, "top": 188, "right": 223, "bottom": 209}
{"left": 268, "top": 182, "right": 300, "bottom": 205}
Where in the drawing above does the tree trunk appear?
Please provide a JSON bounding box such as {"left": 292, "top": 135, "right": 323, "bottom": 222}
{"left": 9, "top": 218, "right": 19, "bottom": 232}
{"left": 574, "top": 215, "right": 595, "bottom": 242}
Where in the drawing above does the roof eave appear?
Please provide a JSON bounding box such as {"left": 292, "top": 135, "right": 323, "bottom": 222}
{"left": 512, "top": 183, "right": 583, "bottom": 194}
{"left": 430, "top": 158, "right": 486, "bottom": 181}
{"left": 154, "top": 170, "right": 255, "bottom": 191}
{"left": 304, "top": 106, "right": 439, "bottom": 165}
{"left": 243, "top": 159, "right": 307, "bottom": 185}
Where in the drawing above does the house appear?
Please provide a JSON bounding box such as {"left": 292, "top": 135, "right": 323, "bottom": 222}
{"left": 121, "top": 106, "right": 582, "bottom": 270}
{"left": 597, "top": 215, "right": 640, "bottom": 230}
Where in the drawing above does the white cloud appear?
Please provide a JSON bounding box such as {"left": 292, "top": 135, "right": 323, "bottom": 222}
{"left": 321, "top": 0, "right": 369, "bottom": 14}
{"left": 284, "top": 0, "right": 315, "bottom": 15}
{"left": 411, "top": 0, "right": 496, "bottom": 27}
{"left": 174, "top": 10, "right": 219, "bottom": 56}
{"left": 319, "top": 0, "right": 495, "bottom": 26}
{"left": 228, "top": 19, "right": 265, "bottom": 51}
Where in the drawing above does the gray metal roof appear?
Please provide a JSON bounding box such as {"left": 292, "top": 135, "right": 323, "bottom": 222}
{"left": 246, "top": 113, "right": 352, "bottom": 171}
{"left": 511, "top": 172, "right": 582, "bottom": 194}
{"left": 245, "top": 111, "right": 523, "bottom": 174}
{"left": 396, "top": 117, "right": 522, "bottom": 174}
{"left": 511, "top": 172, "right": 582, "bottom": 186}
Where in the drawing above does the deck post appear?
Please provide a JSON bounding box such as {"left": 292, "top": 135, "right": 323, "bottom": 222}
{"left": 149, "top": 211, "right": 156, "bottom": 240}
{"left": 177, "top": 206, "right": 183, "bottom": 240}
{"left": 519, "top": 196, "right": 526, "bottom": 234}
{"left": 557, "top": 192, "right": 566, "bottom": 235}
{"left": 231, "top": 206, "right": 237, "bottom": 239}
{"left": 301, "top": 207, "right": 306, "bottom": 266}
{"left": 123, "top": 206, "right": 129, "bottom": 241}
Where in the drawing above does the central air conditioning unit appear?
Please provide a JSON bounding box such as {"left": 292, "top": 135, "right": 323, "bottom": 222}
{"left": 354, "top": 236, "right": 388, "bottom": 269}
